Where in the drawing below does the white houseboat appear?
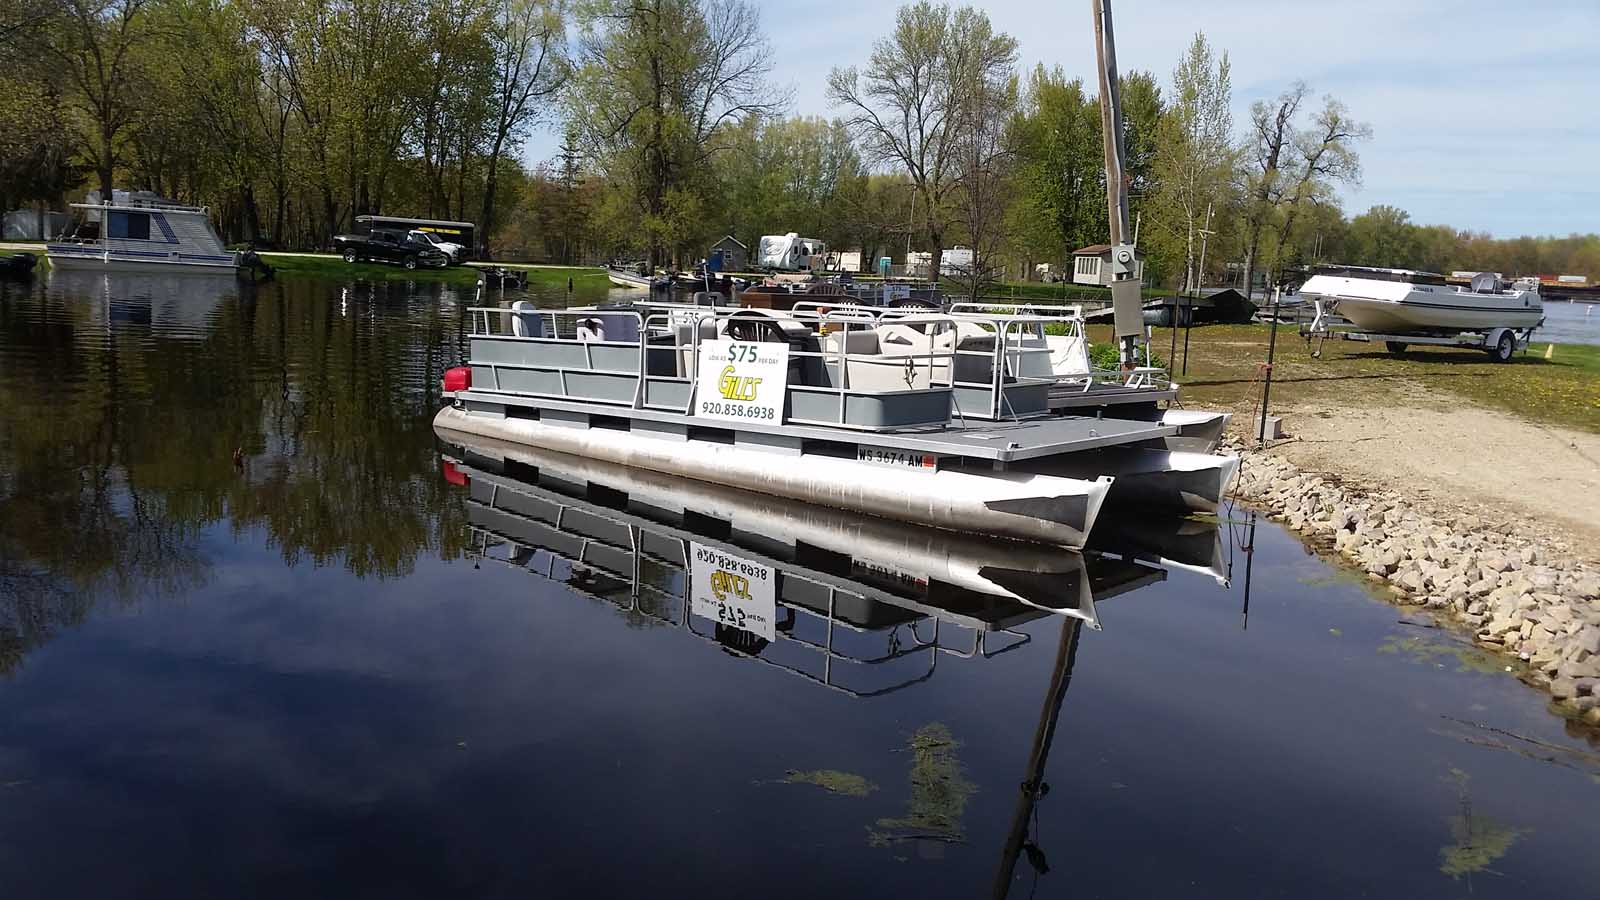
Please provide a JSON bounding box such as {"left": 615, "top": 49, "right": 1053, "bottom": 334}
{"left": 47, "top": 193, "right": 239, "bottom": 273}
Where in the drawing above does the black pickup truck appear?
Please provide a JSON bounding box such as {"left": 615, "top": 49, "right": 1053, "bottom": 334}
{"left": 332, "top": 228, "right": 449, "bottom": 269}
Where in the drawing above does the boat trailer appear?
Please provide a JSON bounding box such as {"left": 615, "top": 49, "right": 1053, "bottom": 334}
{"left": 1301, "top": 299, "right": 1542, "bottom": 362}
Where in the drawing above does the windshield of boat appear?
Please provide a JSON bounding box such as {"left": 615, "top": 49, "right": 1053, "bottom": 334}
{"left": 1314, "top": 265, "right": 1447, "bottom": 287}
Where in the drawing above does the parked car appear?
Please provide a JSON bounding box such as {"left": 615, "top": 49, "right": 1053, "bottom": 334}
{"left": 332, "top": 228, "right": 448, "bottom": 269}
{"left": 407, "top": 229, "right": 465, "bottom": 265}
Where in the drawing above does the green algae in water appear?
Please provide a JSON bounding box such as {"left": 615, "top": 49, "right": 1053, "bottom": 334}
{"left": 869, "top": 723, "right": 976, "bottom": 846}
{"left": 781, "top": 769, "right": 878, "bottom": 798}
{"left": 1379, "top": 635, "right": 1505, "bottom": 675}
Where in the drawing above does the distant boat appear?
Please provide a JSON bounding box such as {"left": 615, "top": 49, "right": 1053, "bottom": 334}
{"left": 47, "top": 192, "right": 239, "bottom": 274}
{"left": 606, "top": 262, "right": 670, "bottom": 291}
{"left": 1299, "top": 265, "right": 1542, "bottom": 334}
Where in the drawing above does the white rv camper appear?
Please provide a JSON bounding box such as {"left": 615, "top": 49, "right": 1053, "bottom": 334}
{"left": 757, "top": 233, "right": 827, "bottom": 271}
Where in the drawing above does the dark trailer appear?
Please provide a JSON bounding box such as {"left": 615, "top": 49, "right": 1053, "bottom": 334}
{"left": 355, "top": 215, "right": 476, "bottom": 259}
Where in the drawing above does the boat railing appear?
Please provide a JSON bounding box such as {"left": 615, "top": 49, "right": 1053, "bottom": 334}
{"left": 643, "top": 306, "right": 963, "bottom": 427}
{"left": 463, "top": 303, "right": 1080, "bottom": 424}
{"left": 466, "top": 304, "right": 964, "bottom": 429}
{"left": 71, "top": 199, "right": 211, "bottom": 215}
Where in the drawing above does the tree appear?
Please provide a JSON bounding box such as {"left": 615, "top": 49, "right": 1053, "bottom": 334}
{"left": 1149, "top": 32, "right": 1233, "bottom": 292}
{"left": 1240, "top": 82, "right": 1306, "bottom": 296}
{"left": 946, "top": 65, "right": 1017, "bottom": 301}
{"left": 713, "top": 116, "right": 862, "bottom": 253}
{"left": 827, "top": 1, "right": 1017, "bottom": 272}
{"left": 1240, "top": 84, "right": 1369, "bottom": 293}
{"left": 40, "top": 0, "right": 150, "bottom": 203}
{"left": 479, "top": 0, "right": 566, "bottom": 258}
{"left": 1006, "top": 65, "right": 1103, "bottom": 271}
{"left": 1117, "top": 70, "right": 1163, "bottom": 236}
{"left": 567, "top": 0, "right": 778, "bottom": 267}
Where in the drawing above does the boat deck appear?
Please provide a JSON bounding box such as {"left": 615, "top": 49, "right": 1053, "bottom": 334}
{"left": 1048, "top": 382, "right": 1176, "bottom": 410}
{"left": 454, "top": 389, "right": 1175, "bottom": 463}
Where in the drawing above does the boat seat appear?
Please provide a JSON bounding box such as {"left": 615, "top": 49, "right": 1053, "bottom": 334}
{"left": 510, "top": 300, "right": 544, "bottom": 338}
{"left": 1047, "top": 333, "right": 1091, "bottom": 378}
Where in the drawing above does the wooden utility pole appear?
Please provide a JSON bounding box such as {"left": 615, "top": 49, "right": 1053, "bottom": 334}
{"left": 1091, "top": 0, "right": 1144, "bottom": 357}
{"left": 1092, "top": 0, "right": 1129, "bottom": 245}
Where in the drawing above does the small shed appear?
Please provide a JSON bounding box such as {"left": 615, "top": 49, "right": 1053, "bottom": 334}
{"left": 1071, "top": 244, "right": 1145, "bottom": 286}
{"left": 709, "top": 235, "right": 748, "bottom": 272}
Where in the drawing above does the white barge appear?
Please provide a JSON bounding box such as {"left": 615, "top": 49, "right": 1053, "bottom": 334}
{"left": 435, "top": 303, "right": 1237, "bottom": 548}
{"left": 47, "top": 194, "right": 239, "bottom": 273}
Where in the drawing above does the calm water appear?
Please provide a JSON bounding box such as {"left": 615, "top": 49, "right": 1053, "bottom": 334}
{"left": 2, "top": 270, "right": 1599, "bottom": 899}
{"left": 1541, "top": 299, "right": 1600, "bottom": 346}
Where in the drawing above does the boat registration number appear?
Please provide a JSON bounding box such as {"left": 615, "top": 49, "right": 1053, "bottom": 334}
{"left": 856, "top": 445, "right": 941, "bottom": 471}
{"left": 689, "top": 541, "right": 777, "bottom": 640}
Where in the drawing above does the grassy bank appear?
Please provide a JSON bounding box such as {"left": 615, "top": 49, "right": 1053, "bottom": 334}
{"left": 263, "top": 253, "right": 611, "bottom": 287}
{"left": 265, "top": 253, "right": 481, "bottom": 284}
{"left": 0, "top": 248, "right": 50, "bottom": 272}
{"left": 1110, "top": 322, "right": 1600, "bottom": 433}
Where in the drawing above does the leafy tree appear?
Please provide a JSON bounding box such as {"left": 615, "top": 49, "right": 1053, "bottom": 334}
{"left": 828, "top": 2, "right": 1017, "bottom": 271}
{"left": 1005, "top": 66, "right": 1103, "bottom": 271}
{"left": 1240, "top": 82, "right": 1369, "bottom": 293}
{"left": 567, "top": 0, "right": 779, "bottom": 266}
{"left": 478, "top": 0, "right": 567, "bottom": 258}
{"left": 39, "top": 0, "right": 150, "bottom": 203}
{"left": 1148, "top": 32, "right": 1234, "bottom": 292}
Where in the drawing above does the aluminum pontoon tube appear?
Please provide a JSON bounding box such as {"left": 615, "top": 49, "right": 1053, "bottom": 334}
{"left": 444, "top": 431, "right": 1100, "bottom": 621}
{"left": 1025, "top": 448, "right": 1240, "bottom": 514}
{"left": 434, "top": 406, "right": 1112, "bottom": 547}
{"left": 1159, "top": 409, "right": 1232, "bottom": 453}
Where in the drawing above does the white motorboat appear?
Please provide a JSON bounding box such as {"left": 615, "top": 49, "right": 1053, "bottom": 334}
{"left": 1299, "top": 265, "right": 1542, "bottom": 335}
{"left": 606, "top": 262, "right": 669, "bottom": 291}
{"left": 47, "top": 192, "right": 239, "bottom": 273}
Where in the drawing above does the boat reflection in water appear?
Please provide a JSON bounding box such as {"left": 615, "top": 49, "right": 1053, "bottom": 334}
{"left": 437, "top": 434, "right": 1236, "bottom": 893}
{"left": 440, "top": 433, "right": 1232, "bottom": 695}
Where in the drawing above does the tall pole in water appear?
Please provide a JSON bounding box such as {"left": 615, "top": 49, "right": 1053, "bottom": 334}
{"left": 1092, "top": 0, "right": 1144, "bottom": 367}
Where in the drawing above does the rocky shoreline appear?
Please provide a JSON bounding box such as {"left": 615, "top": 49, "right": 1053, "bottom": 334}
{"left": 1229, "top": 445, "right": 1600, "bottom": 726}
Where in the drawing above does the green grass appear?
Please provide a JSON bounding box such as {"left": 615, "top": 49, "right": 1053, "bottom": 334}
{"left": 1120, "top": 322, "right": 1600, "bottom": 433}
{"left": 0, "top": 247, "right": 49, "bottom": 272}
{"left": 264, "top": 253, "right": 611, "bottom": 288}
{"left": 265, "top": 253, "right": 482, "bottom": 284}
{"left": 944, "top": 278, "right": 1118, "bottom": 303}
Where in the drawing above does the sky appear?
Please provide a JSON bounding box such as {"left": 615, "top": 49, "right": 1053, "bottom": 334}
{"left": 525, "top": 0, "right": 1600, "bottom": 239}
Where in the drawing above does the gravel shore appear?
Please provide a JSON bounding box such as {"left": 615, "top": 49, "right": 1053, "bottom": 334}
{"left": 1231, "top": 445, "right": 1600, "bottom": 726}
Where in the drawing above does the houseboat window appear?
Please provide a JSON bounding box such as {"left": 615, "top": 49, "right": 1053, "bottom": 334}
{"left": 108, "top": 211, "right": 151, "bottom": 240}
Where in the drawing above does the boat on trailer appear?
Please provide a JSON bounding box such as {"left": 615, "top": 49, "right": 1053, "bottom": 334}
{"left": 47, "top": 193, "right": 240, "bottom": 273}
{"left": 1299, "top": 265, "right": 1543, "bottom": 335}
{"left": 435, "top": 302, "right": 1238, "bottom": 548}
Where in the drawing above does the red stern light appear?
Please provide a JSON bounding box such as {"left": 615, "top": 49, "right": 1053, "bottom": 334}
{"left": 443, "top": 366, "right": 472, "bottom": 393}
{"left": 441, "top": 460, "right": 468, "bottom": 486}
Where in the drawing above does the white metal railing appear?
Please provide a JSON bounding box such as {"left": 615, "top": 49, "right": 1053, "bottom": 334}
{"left": 466, "top": 304, "right": 964, "bottom": 427}
{"left": 947, "top": 301, "right": 1172, "bottom": 392}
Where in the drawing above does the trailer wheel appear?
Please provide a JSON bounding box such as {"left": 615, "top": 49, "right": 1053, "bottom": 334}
{"left": 1489, "top": 330, "right": 1514, "bottom": 362}
{"left": 1385, "top": 340, "right": 1407, "bottom": 355}
{"left": 343, "top": 249, "right": 358, "bottom": 263}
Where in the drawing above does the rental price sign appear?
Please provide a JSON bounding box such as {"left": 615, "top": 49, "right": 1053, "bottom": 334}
{"left": 689, "top": 541, "right": 777, "bottom": 640}
{"left": 694, "top": 340, "right": 788, "bottom": 424}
